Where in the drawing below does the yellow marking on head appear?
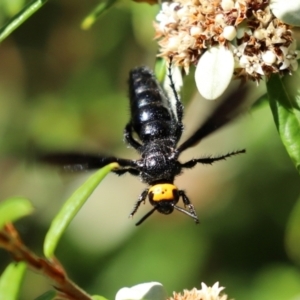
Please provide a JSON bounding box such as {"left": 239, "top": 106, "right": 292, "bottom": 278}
{"left": 149, "top": 183, "right": 178, "bottom": 202}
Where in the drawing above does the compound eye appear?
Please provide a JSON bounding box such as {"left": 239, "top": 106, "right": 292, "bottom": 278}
{"left": 149, "top": 183, "right": 178, "bottom": 202}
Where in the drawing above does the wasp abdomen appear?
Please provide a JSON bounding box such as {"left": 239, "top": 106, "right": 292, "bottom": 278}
{"left": 129, "top": 67, "right": 175, "bottom": 141}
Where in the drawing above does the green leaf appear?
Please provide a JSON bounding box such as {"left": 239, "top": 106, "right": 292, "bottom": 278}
{"left": 267, "top": 74, "right": 300, "bottom": 173}
{"left": 154, "top": 58, "right": 166, "bottom": 84}
{"left": 43, "top": 162, "right": 119, "bottom": 258}
{"left": 0, "top": 0, "right": 48, "bottom": 43}
{"left": 81, "top": 0, "right": 118, "bottom": 30}
{"left": 285, "top": 193, "right": 300, "bottom": 265}
{"left": 34, "top": 290, "right": 57, "bottom": 300}
{"left": 0, "top": 262, "right": 26, "bottom": 300}
{"left": 0, "top": 197, "right": 34, "bottom": 230}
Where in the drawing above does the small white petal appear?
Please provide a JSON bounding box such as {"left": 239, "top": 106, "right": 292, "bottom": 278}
{"left": 115, "top": 282, "right": 166, "bottom": 300}
{"left": 161, "top": 2, "right": 170, "bottom": 11}
{"left": 200, "top": 282, "right": 209, "bottom": 292}
{"left": 210, "top": 282, "right": 225, "bottom": 297}
{"left": 177, "top": 6, "right": 188, "bottom": 18}
{"left": 221, "top": 0, "right": 234, "bottom": 11}
{"left": 254, "top": 28, "right": 266, "bottom": 40}
{"left": 280, "top": 46, "right": 288, "bottom": 56}
{"left": 222, "top": 26, "right": 237, "bottom": 41}
{"left": 239, "top": 55, "right": 249, "bottom": 67}
{"left": 215, "top": 14, "right": 226, "bottom": 26}
{"left": 195, "top": 46, "right": 234, "bottom": 100}
{"left": 270, "top": 0, "right": 300, "bottom": 26}
{"left": 262, "top": 50, "right": 277, "bottom": 65}
{"left": 280, "top": 58, "right": 290, "bottom": 70}
{"left": 167, "top": 36, "right": 181, "bottom": 50}
{"left": 190, "top": 26, "right": 202, "bottom": 36}
{"left": 169, "top": 2, "right": 179, "bottom": 11}
{"left": 253, "top": 63, "right": 265, "bottom": 75}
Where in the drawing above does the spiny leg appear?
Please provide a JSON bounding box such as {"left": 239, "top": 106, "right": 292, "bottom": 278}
{"left": 167, "top": 60, "right": 184, "bottom": 123}
{"left": 129, "top": 188, "right": 149, "bottom": 218}
{"left": 124, "top": 123, "right": 142, "bottom": 150}
{"left": 113, "top": 168, "right": 140, "bottom": 176}
{"left": 178, "top": 190, "right": 199, "bottom": 224}
{"left": 180, "top": 149, "right": 246, "bottom": 169}
{"left": 109, "top": 158, "right": 141, "bottom": 176}
{"left": 167, "top": 58, "right": 184, "bottom": 142}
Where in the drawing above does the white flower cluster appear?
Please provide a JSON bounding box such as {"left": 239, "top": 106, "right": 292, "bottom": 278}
{"left": 154, "top": 0, "right": 300, "bottom": 99}
{"left": 169, "top": 282, "right": 229, "bottom": 300}
{"left": 115, "top": 282, "right": 230, "bottom": 300}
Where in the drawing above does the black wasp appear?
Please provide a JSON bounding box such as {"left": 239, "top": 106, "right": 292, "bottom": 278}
{"left": 43, "top": 65, "right": 246, "bottom": 225}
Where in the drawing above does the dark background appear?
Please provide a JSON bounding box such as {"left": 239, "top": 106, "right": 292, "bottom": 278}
{"left": 0, "top": 1, "right": 300, "bottom": 299}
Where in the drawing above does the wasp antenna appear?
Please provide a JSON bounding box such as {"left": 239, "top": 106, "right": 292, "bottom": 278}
{"left": 135, "top": 207, "right": 157, "bottom": 226}
{"left": 173, "top": 205, "right": 200, "bottom": 224}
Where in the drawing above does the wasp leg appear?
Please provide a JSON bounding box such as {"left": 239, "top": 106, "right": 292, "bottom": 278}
{"left": 113, "top": 168, "right": 140, "bottom": 176}
{"left": 178, "top": 190, "right": 199, "bottom": 224}
{"left": 167, "top": 60, "right": 184, "bottom": 142}
{"left": 124, "top": 123, "right": 142, "bottom": 150}
{"left": 180, "top": 150, "right": 246, "bottom": 168}
{"left": 129, "top": 188, "right": 149, "bottom": 218}
{"left": 112, "top": 157, "right": 142, "bottom": 173}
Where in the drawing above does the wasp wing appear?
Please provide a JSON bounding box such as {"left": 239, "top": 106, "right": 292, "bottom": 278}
{"left": 39, "top": 153, "right": 115, "bottom": 171}
{"left": 177, "top": 85, "right": 248, "bottom": 154}
{"left": 39, "top": 152, "right": 136, "bottom": 172}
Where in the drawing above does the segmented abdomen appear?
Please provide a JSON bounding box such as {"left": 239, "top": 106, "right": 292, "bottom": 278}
{"left": 128, "top": 67, "right": 175, "bottom": 142}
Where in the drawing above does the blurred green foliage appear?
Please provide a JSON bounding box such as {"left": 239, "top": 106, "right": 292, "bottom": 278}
{"left": 0, "top": 1, "right": 300, "bottom": 300}
{"left": 0, "top": 262, "right": 26, "bottom": 300}
{"left": 0, "top": 197, "right": 33, "bottom": 229}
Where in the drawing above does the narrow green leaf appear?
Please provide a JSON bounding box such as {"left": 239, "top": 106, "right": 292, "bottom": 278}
{"left": 154, "top": 58, "right": 166, "bottom": 84}
{"left": 0, "top": 197, "right": 34, "bottom": 230}
{"left": 34, "top": 290, "right": 57, "bottom": 300}
{"left": 0, "top": 262, "right": 26, "bottom": 300}
{"left": 267, "top": 74, "right": 300, "bottom": 173}
{"left": 81, "top": 0, "right": 118, "bottom": 30}
{"left": 285, "top": 193, "right": 300, "bottom": 265}
{"left": 0, "top": 0, "right": 48, "bottom": 43}
{"left": 44, "top": 162, "right": 119, "bottom": 258}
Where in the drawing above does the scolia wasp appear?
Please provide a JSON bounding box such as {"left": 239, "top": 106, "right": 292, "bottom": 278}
{"left": 43, "top": 65, "right": 246, "bottom": 225}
